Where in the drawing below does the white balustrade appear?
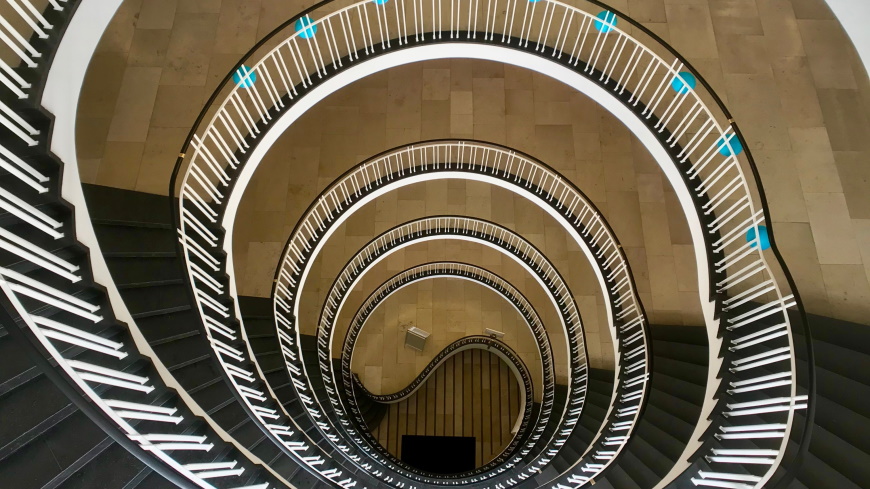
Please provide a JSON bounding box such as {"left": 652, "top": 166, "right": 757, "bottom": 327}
{"left": 339, "top": 262, "right": 554, "bottom": 471}
{"left": 169, "top": 1, "right": 808, "bottom": 487}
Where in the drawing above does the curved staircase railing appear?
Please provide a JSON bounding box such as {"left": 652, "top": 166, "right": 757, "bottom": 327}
{"left": 0, "top": 1, "right": 284, "bottom": 488}
{"left": 168, "top": 1, "right": 811, "bottom": 487}
{"left": 274, "top": 211, "right": 624, "bottom": 486}
{"left": 267, "top": 140, "right": 647, "bottom": 486}
{"left": 0, "top": 0, "right": 814, "bottom": 487}
{"left": 342, "top": 261, "right": 554, "bottom": 404}
{"left": 283, "top": 214, "right": 590, "bottom": 485}
{"left": 351, "top": 334, "right": 535, "bottom": 433}
{"left": 349, "top": 334, "right": 539, "bottom": 471}
{"left": 338, "top": 262, "right": 556, "bottom": 478}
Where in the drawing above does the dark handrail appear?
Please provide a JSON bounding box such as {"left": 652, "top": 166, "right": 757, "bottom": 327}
{"left": 351, "top": 335, "right": 534, "bottom": 403}
{"left": 340, "top": 261, "right": 554, "bottom": 400}
{"left": 337, "top": 262, "right": 555, "bottom": 476}
{"left": 730, "top": 122, "right": 815, "bottom": 489}
{"left": 303, "top": 214, "right": 597, "bottom": 481}
{"left": 349, "top": 335, "right": 537, "bottom": 477}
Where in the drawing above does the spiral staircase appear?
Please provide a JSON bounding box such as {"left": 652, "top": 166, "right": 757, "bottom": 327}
{"left": 0, "top": 1, "right": 867, "bottom": 488}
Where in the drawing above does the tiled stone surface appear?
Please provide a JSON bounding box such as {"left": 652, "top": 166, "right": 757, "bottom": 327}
{"left": 75, "top": 0, "right": 870, "bottom": 382}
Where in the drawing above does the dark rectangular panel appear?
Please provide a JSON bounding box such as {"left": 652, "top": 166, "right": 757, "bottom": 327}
{"left": 401, "top": 435, "right": 475, "bottom": 474}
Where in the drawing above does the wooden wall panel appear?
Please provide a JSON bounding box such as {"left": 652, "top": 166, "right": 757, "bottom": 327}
{"left": 372, "top": 349, "right": 522, "bottom": 468}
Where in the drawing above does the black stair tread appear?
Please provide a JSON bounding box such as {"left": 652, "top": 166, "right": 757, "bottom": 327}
{"left": 589, "top": 368, "right": 616, "bottom": 381}
{"left": 82, "top": 184, "right": 173, "bottom": 226}
{"left": 795, "top": 450, "right": 862, "bottom": 489}
{"left": 814, "top": 397, "right": 870, "bottom": 456}
{"left": 561, "top": 432, "right": 593, "bottom": 460}
{"left": 579, "top": 407, "right": 607, "bottom": 433}
{"left": 117, "top": 283, "right": 192, "bottom": 316}
{"left": 604, "top": 463, "right": 642, "bottom": 489}
{"left": 588, "top": 377, "right": 616, "bottom": 393}
{"left": 639, "top": 402, "right": 696, "bottom": 442}
{"left": 814, "top": 358, "right": 870, "bottom": 409}
{"left": 210, "top": 400, "right": 250, "bottom": 432}
{"left": 652, "top": 340, "right": 708, "bottom": 366}
{"left": 585, "top": 386, "right": 614, "bottom": 407}
{"left": 103, "top": 251, "right": 177, "bottom": 258}
{"left": 91, "top": 219, "right": 172, "bottom": 229}
{"left": 0, "top": 365, "right": 39, "bottom": 398}
{"left": 650, "top": 324, "right": 708, "bottom": 346}
{"left": 56, "top": 441, "right": 150, "bottom": 489}
{"left": 0, "top": 409, "right": 111, "bottom": 489}
{"left": 232, "top": 417, "right": 272, "bottom": 448}
{"left": 238, "top": 295, "right": 274, "bottom": 318}
{"left": 785, "top": 478, "right": 810, "bottom": 489}
{"left": 117, "top": 278, "right": 185, "bottom": 289}
{"left": 250, "top": 437, "right": 283, "bottom": 469}
{"left": 0, "top": 402, "right": 76, "bottom": 463}
{"left": 299, "top": 334, "right": 317, "bottom": 352}
{"left": 807, "top": 423, "right": 870, "bottom": 487}
{"left": 250, "top": 337, "right": 280, "bottom": 359}
{"left": 618, "top": 448, "right": 663, "bottom": 488}
{"left": 651, "top": 357, "right": 708, "bottom": 385}
{"left": 0, "top": 435, "right": 68, "bottom": 488}
{"left": 632, "top": 419, "right": 685, "bottom": 462}
{"left": 0, "top": 333, "right": 39, "bottom": 388}
{"left": 643, "top": 388, "right": 703, "bottom": 428}
{"left": 152, "top": 336, "right": 213, "bottom": 370}
{"left": 178, "top": 378, "right": 232, "bottom": 415}
{"left": 289, "top": 465, "right": 329, "bottom": 488}
{"left": 0, "top": 375, "right": 73, "bottom": 444}
{"left": 43, "top": 437, "right": 116, "bottom": 489}
{"left": 134, "top": 309, "right": 201, "bottom": 343}
{"left": 104, "top": 256, "right": 183, "bottom": 286}
{"left": 92, "top": 222, "right": 176, "bottom": 254}
{"left": 807, "top": 313, "right": 870, "bottom": 357}
{"left": 37, "top": 410, "right": 111, "bottom": 470}
{"left": 650, "top": 372, "right": 706, "bottom": 406}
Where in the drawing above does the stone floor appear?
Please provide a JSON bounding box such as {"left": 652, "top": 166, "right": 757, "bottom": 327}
{"left": 75, "top": 0, "right": 870, "bottom": 382}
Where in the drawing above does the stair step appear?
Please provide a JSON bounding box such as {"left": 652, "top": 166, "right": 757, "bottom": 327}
{"left": 605, "top": 463, "right": 642, "bottom": 489}
{"left": 55, "top": 441, "right": 149, "bottom": 489}
{"left": 650, "top": 372, "right": 706, "bottom": 406}
{"left": 118, "top": 283, "right": 191, "bottom": 317}
{"left": 81, "top": 184, "right": 173, "bottom": 225}
{"left": 0, "top": 401, "right": 77, "bottom": 463}
{"left": 814, "top": 397, "right": 870, "bottom": 457}
{"left": 245, "top": 317, "right": 277, "bottom": 337}
{"left": 104, "top": 256, "right": 183, "bottom": 286}
{"left": 135, "top": 309, "right": 201, "bottom": 344}
{"left": 795, "top": 450, "right": 862, "bottom": 489}
{"left": 652, "top": 340, "right": 708, "bottom": 365}
{"left": 92, "top": 221, "right": 176, "bottom": 254}
{"left": 0, "top": 375, "right": 73, "bottom": 447}
{"left": 807, "top": 424, "right": 870, "bottom": 487}
{"left": 131, "top": 304, "right": 191, "bottom": 320}
{"left": 238, "top": 295, "right": 274, "bottom": 318}
{"left": 639, "top": 402, "right": 696, "bottom": 443}
{"left": 0, "top": 408, "right": 109, "bottom": 489}
{"left": 618, "top": 448, "right": 662, "bottom": 487}
{"left": 633, "top": 419, "right": 685, "bottom": 463}
{"left": 651, "top": 357, "right": 707, "bottom": 386}
{"left": 815, "top": 365, "right": 870, "bottom": 416}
